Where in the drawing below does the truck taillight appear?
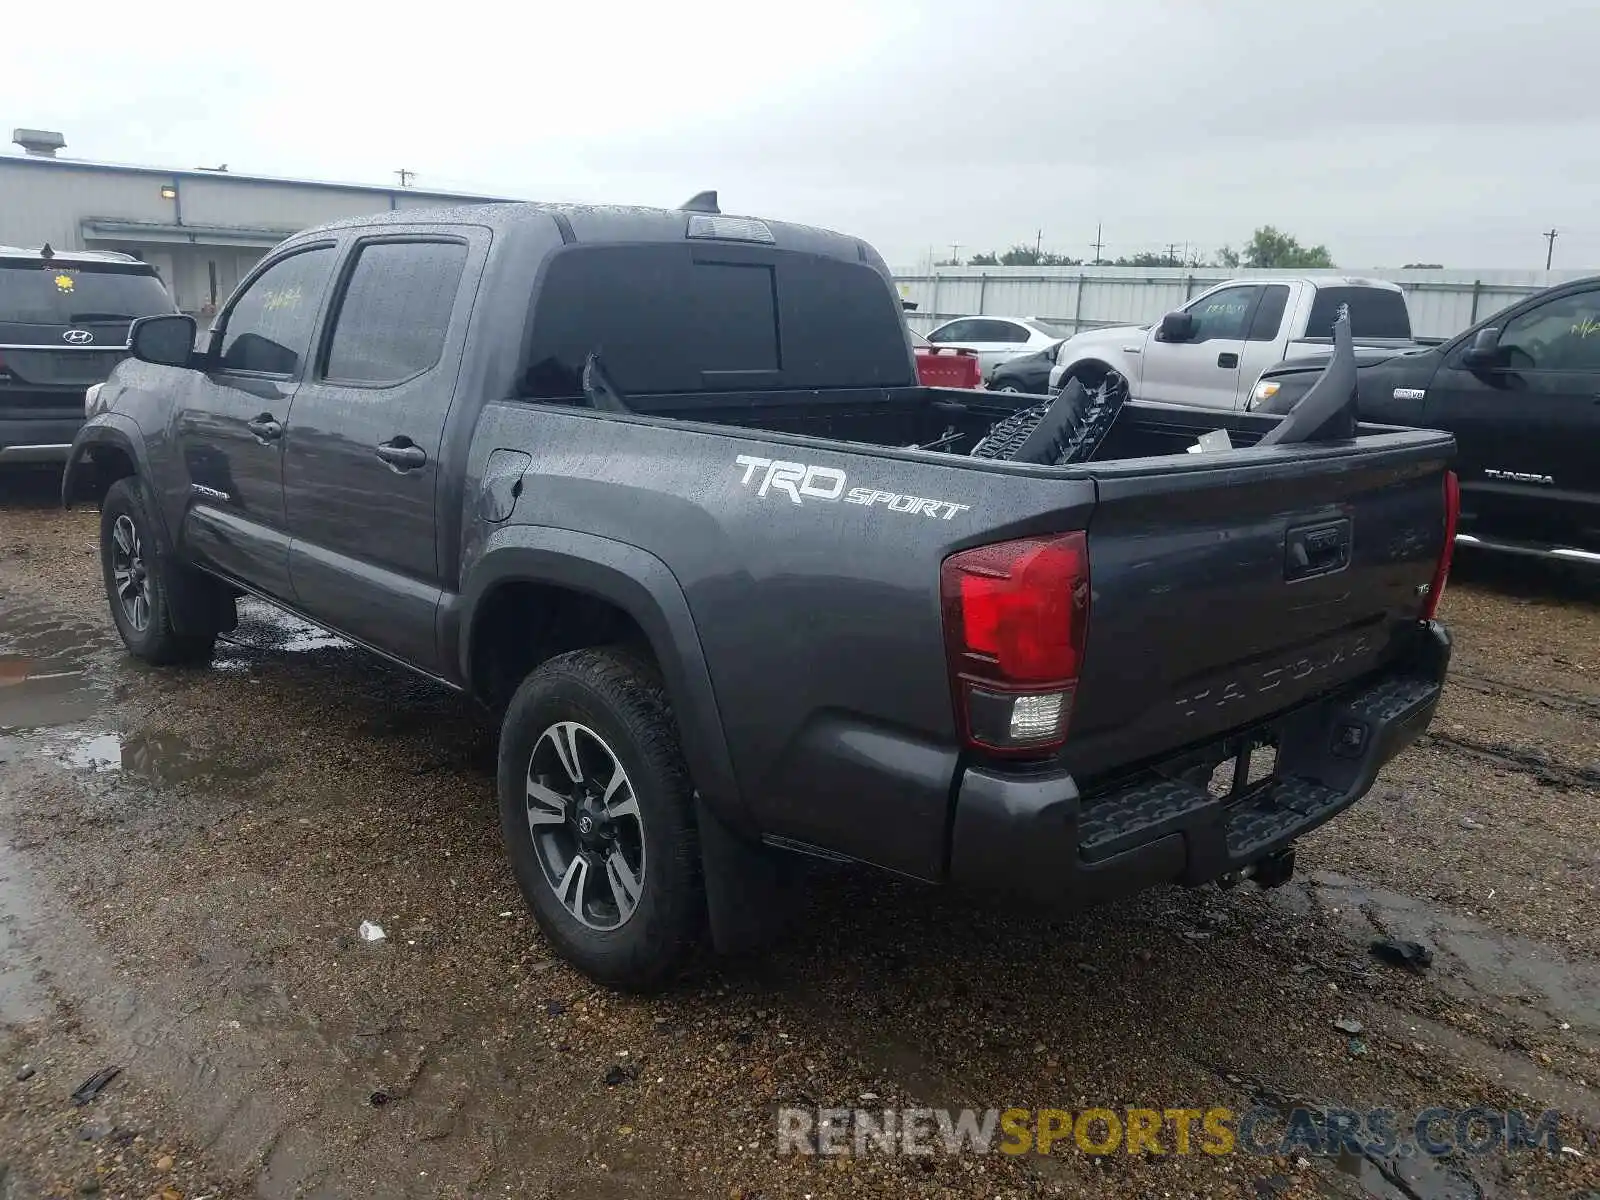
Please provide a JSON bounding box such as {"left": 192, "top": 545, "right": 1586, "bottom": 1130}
{"left": 1421, "top": 470, "right": 1459, "bottom": 621}
{"left": 940, "top": 532, "right": 1090, "bottom": 755}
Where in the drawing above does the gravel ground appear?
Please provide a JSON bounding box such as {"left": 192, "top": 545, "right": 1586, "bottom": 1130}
{"left": 0, "top": 468, "right": 1597, "bottom": 1199}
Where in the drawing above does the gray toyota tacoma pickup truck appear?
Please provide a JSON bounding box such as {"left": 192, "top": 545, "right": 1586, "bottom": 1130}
{"left": 64, "top": 198, "right": 1456, "bottom": 987}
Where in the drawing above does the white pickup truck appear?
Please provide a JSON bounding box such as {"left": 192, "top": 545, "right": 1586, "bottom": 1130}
{"left": 1047, "top": 276, "right": 1419, "bottom": 409}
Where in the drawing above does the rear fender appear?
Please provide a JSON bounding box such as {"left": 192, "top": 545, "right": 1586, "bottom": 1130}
{"left": 459, "top": 525, "right": 743, "bottom": 823}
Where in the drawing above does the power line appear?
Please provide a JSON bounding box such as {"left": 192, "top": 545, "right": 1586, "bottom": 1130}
{"left": 1543, "top": 227, "right": 1558, "bottom": 269}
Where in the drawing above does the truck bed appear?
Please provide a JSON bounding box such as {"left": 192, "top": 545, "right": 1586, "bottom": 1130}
{"left": 482, "top": 387, "right": 1453, "bottom": 879}
{"left": 585, "top": 383, "right": 1412, "bottom": 467}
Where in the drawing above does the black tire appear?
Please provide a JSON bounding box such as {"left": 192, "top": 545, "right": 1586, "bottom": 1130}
{"left": 498, "top": 647, "right": 702, "bottom": 989}
{"left": 99, "top": 478, "right": 217, "bottom": 666}
{"left": 1064, "top": 364, "right": 1109, "bottom": 393}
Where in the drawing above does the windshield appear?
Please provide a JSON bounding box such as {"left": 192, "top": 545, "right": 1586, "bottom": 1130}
{"left": 0, "top": 262, "right": 174, "bottom": 325}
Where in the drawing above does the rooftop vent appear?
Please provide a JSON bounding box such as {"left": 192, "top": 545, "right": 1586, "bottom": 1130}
{"left": 12, "top": 128, "right": 66, "bottom": 157}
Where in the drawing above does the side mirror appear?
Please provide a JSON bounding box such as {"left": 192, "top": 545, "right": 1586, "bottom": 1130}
{"left": 1461, "top": 326, "right": 1502, "bottom": 368}
{"left": 129, "top": 314, "right": 198, "bottom": 368}
{"left": 1157, "top": 311, "right": 1197, "bottom": 342}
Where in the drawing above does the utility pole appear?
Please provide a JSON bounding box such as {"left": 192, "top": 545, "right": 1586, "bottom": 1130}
{"left": 1166, "top": 242, "right": 1181, "bottom": 264}
{"left": 396, "top": 168, "right": 415, "bottom": 188}
{"left": 1035, "top": 228, "right": 1043, "bottom": 257}
{"left": 1090, "top": 222, "right": 1105, "bottom": 263}
{"left": 1543, "top": 227, "right": 1558, "bottom": 270}
{"left": 948, "top": 242, "right": 961, "bottom": 265}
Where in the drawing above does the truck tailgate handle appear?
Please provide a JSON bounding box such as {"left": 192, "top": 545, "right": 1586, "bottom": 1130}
{"left": 1285, "top": 518, "right": 1351, "bottom": 581}
{"left": 376, "top": 438, "right": 427, "bottom": 471}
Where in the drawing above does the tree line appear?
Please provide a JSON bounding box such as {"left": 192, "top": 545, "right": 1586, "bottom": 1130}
{"left": 946, "top": 226, "right": 1349, "bottom": 270}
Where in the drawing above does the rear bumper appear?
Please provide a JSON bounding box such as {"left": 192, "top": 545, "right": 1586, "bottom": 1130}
{"left": 948, "top": 620, "right": 1451, "bottom": 906}
{"left": 0, "top": 415, "right": 81, "bottom": 463}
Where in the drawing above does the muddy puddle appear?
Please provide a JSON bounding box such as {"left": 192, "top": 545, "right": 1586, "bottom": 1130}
{"left": 1284, "top": 871, "right": 1600, "bottom": 1049}
{"left": 223, "top": 600, "right": 351, "bottom": 657}
{"left": 0, "top": 604, "right": 110, "bottom": 732}
{"left": 2, "top": 726, "right": 259, "bottom": 788}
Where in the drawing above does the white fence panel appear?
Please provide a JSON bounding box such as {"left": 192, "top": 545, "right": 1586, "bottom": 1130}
{"left": 894, "top": 267, "right": 1597, "bottom": 341}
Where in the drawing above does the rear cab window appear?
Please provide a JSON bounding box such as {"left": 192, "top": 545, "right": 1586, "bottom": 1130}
{"left": 1305, "top": 287, "right": 1412, "bottom": 339}
{"left": 521, "top": 243, "right": 911, "bottom": 400}
{"left": 0, "top": 260, "right": 172, "bottom": 326}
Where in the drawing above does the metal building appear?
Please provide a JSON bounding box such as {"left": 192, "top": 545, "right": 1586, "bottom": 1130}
{"left": 1, "top": 129, "right": 513, "bottom": 316}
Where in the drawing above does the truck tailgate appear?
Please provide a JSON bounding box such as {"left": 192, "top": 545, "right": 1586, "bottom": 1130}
{"left": 1065, "top": 432, "right": 1453, "bottom": 781}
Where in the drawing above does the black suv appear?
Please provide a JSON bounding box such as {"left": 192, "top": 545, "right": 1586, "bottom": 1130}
{"left": 1, "top": 245, "right": 176, "bottom": 466}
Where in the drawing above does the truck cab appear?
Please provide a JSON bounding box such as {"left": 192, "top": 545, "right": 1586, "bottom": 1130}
{"left": 1049, "top": 277, "right": 1414, "bottom": 410}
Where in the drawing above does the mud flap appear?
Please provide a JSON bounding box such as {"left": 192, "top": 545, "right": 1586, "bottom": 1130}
{"left": 695, "top": 796, "right": 803, "bottom": 955}
{"left": 168, "top": 571, "right": 237, "bottom": 637}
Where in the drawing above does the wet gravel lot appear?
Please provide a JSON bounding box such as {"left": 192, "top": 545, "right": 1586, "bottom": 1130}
{"left": 1, "top": 468, "right": 1597, "bottom": 1199}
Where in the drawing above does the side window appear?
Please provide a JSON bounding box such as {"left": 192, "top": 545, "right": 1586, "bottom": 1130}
{"left": 961, "top": 319, "right": 1007, "bottom": 342}
{"left": 1247, "top": 285, "right": 1290, "bottom": 342}
{"left": 323, "top": 241, "right": 468, "bottom": 385}
{"left": 1497, "top": 290, "right": 1600, "bottom": 372}
{"left": 1186, "top": 286, "right": 1258, "bottom": 341}
{"left": 218, "top": 247, "right": 336, "bottom": 375}
{"left": 928, "top": 320, "right": 974, "bottom": 343}
{"left": 996, "top": 321, "right": 1034, "bottom": 344}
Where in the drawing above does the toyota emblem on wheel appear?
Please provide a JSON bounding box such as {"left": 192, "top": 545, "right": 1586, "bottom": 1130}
{"left": 63, "top": 329, "right": 94, "bottom": 344}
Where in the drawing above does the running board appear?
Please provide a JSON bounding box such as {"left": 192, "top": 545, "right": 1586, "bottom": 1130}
{"left": 1455, "top": 533, "right": 1600, "bottom": 565}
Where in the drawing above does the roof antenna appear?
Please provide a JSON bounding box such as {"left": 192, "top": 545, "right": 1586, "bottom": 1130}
{"left": 39, "top": 242, "right": 54, "bottom": 261}
{"left": 680, "top": 190, "right": 720, "bottom": 214}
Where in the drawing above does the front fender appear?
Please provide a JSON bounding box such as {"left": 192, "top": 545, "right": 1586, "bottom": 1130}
{"left": 61, "top": 415, "right": 169, "bottom": 548}
{"left": 62, "top": 413, "right": 143, "bottom": 506}
{"left": 459, "top": 525, "right": 744, "bottom": 823}
{"left": 1057, "top": 341, "right": 1142, "bottom": 387}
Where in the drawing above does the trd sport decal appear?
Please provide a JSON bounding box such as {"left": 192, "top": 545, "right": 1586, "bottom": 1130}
{"left": 735, "top": 455, "right": 971, "bottom": 520}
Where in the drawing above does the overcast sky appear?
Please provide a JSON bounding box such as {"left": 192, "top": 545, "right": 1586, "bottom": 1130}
{"left": 5, "top": 0, "right": 1596, "bottom": 271}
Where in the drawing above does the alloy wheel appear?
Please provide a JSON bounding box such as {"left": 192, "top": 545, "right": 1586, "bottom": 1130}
{"left": 525, "top": 721, "right": 647, "bottom": 930}
{"left": 110, "top": 515, "right": 150, "bottom": 632}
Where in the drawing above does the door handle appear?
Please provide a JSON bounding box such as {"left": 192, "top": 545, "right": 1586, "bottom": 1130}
{"left": 376, "top": 438, "right": 427, "bottom": 471}
{"left": 1217, "top": 352, "right": 1240, "bottom": 369}
{"left": 246, "top": 414, "right": 283, "bottom": 442}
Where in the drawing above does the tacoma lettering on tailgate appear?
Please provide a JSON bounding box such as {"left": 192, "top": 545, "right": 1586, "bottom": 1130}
{"left": 1174, "top": 634, "right": 1374, "bottom": 719}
